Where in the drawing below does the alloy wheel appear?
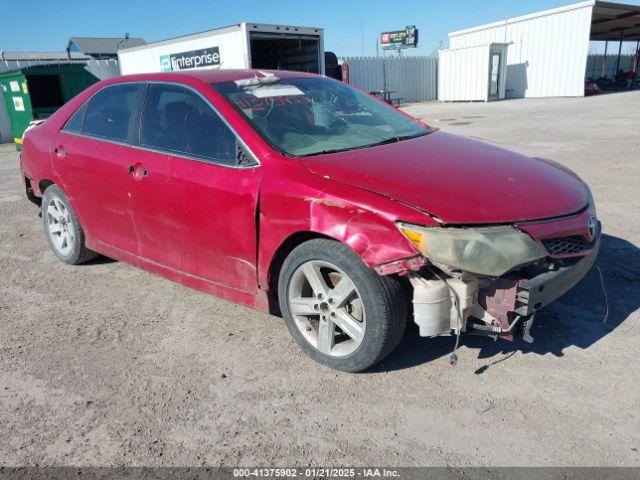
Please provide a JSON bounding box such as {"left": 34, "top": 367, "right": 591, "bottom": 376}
{"left": 287, "top": 260, "right": 366, "bottom": 357}
{"left": 46, "top": 196, "right": 76, "bottom": 256}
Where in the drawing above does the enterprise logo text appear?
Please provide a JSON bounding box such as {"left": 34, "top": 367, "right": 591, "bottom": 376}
{"left": 160, "top": 47, "right": 220, "bottom": 72}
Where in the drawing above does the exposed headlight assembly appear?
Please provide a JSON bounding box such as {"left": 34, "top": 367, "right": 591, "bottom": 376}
{"left": 398, "top": 223, "right": 546, "bottom": 277}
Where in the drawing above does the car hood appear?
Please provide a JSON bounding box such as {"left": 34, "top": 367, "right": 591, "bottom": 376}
{"left": 298, "top": 131, "right": 588, "bottom": 224}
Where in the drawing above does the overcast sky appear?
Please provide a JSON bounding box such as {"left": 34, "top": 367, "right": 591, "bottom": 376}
{"left": 2, "top": 0, "right": 639, "bottom": 55}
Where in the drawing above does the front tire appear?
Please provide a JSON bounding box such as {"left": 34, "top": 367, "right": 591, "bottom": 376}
{"left": 278, "top": 239, "right": 406, "bottom": 372}
{"left": 41, "top": 185, "right": 98, "bottom": 265}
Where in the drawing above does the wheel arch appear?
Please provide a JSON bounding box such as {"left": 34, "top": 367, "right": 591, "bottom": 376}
{"left": 262, "top": 205, "right": 425, "bottom": 315}
{"left": 266, "top": 231, "right": 339, "bottom": 316}
{"left": 38, "top": 179, "right": 56, "bottom": 195}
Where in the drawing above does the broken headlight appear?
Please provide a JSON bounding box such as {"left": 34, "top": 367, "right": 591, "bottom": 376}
{"left": 397, "top": 223, "right": 546, "bottom": 277}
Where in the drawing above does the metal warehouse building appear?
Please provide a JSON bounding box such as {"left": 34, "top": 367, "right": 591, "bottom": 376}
{"left": 446, "top": 0, "right": 640, "bottom": 98}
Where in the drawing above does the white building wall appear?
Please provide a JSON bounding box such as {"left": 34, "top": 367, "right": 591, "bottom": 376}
{"left": 449, "top": 1, "right": 595, "bottom": 98}
{"left": 438, "top": 45, "right": 491, "bottom": 101}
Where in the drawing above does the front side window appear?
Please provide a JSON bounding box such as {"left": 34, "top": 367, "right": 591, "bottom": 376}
{"left": 140, "top": 84, "right": 236, "bottom": 165}
{"left": 83, "top": 84, "right": 144, "bottom": 142}
{"left": 211, "top": 76, "right": 429, "bottom": 157}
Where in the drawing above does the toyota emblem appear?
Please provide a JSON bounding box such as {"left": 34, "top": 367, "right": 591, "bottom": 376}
{"left": 587, "top": 216, "right": 597, "bottom": 241}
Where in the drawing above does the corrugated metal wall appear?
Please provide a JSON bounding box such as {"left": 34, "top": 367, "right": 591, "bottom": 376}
{"left": 0, "top": 96, "right": 12, "bottom": 143}
{"left": 449, "top": 2, "right": 594, "bottom": 98}
{"left": 0, "top": 59, "right": 119, "bottom": 143}
{"left": 585, "top": 54, "right": 636, "bottom": 79}
{"left": 0, "top": 58, "right": 120, "bottom": 76}
{"left": 341, "top": 56, "right": 438, "bottom": 103}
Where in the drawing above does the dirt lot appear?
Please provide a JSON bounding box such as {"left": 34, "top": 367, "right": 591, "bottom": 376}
{"left": 1, "top": 92, "right": 639, "bottom": 467}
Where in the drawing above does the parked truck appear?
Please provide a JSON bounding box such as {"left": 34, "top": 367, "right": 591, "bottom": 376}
{"left": 118, "top": 23, "right": 325, "bottom": 75}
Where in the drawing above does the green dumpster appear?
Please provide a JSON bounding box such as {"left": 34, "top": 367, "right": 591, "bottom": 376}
{"left": 0, "top": 64, "right": 99, "bottom": 151}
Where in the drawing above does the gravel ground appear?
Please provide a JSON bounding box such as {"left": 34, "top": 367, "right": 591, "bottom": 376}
{"left": 0, "top": 91, "right": 639, "bottom": 467}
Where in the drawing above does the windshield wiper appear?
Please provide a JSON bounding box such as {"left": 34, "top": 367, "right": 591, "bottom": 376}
{"left": 302, "top": 148, "right": 350, "bottom": 157}
{"left": 367, "top": 132, "right": 427, "bottom": 148}
{"left": 299, "top": 132, "right": 428, "bottom": 158}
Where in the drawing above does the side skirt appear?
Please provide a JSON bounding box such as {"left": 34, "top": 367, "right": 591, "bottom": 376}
{"left": 87, "top": 238, "right": 270, "bottom": 312}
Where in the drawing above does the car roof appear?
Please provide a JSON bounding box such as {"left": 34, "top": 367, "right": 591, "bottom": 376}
{"left": 109, "top": 69, "right": 318, "bottom": 85}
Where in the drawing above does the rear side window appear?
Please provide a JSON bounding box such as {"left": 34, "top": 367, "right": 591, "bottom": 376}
{"left": 63, "top": 102, "right": 88, "bottom": 133}
{"left": 140, "top": 84, "right": 236, "bottom": 165}
{"left": 83, "top": 84, "right": 144, "bottom": 142}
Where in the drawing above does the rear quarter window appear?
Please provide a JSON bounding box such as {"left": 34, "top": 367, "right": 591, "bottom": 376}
{"left": 63, "top": 102, "right": 88, "bottom": 133}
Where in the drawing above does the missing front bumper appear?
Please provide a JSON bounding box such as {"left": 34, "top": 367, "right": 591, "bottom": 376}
{"left": 514, "top": 235, "right": 600, "bottom": 316}
{"left": 410, "top": 231, "right": 601, "bottom": 339}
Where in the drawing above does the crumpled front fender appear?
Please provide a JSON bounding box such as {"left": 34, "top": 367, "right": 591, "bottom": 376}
{"left": 257, "top": 164, "right": 436, "bottom": 287}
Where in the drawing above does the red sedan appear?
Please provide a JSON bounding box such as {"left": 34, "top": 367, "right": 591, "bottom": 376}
{"left": 19, "top": 70, "right": 600, "bottom": 372}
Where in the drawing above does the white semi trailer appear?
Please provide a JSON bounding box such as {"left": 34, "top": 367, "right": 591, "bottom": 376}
{"left": 118, "top": 23, "right": 325, "bottom": 75}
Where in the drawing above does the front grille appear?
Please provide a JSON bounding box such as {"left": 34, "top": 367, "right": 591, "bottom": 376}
{"left": 542, "top": 236, "right": 591, "bottom": 256}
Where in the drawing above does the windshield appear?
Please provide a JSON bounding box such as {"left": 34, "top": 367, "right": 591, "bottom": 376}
{"left": 211, "top": 77, "right": 429, "bottom": 157}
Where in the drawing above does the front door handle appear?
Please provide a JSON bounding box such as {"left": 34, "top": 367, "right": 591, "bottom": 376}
{"left": 53, "top": 146, "right": 67, "bottom": 158}
{"left": 128, "top": 163, "right": 149, "bottom": 180}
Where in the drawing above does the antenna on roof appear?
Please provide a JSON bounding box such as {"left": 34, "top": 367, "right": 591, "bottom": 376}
{"left": 117, "top": 33, "right": 131, "bottom": 52}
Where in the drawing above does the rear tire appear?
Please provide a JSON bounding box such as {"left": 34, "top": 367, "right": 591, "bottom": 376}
{"left": 278, "top": 239, "right": 407, "bottom": 372}
{"left": 41, "top": 185, "right": 98, "bottom": 265}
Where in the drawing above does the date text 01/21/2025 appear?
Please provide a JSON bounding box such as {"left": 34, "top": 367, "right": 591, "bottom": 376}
{"left": 232, "top": 468, "right": 400, "bottom": 477}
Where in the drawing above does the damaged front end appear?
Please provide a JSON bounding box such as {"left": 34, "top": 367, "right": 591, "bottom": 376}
{"left": 394, "top": 218, "right": 601, "bottom": 342}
